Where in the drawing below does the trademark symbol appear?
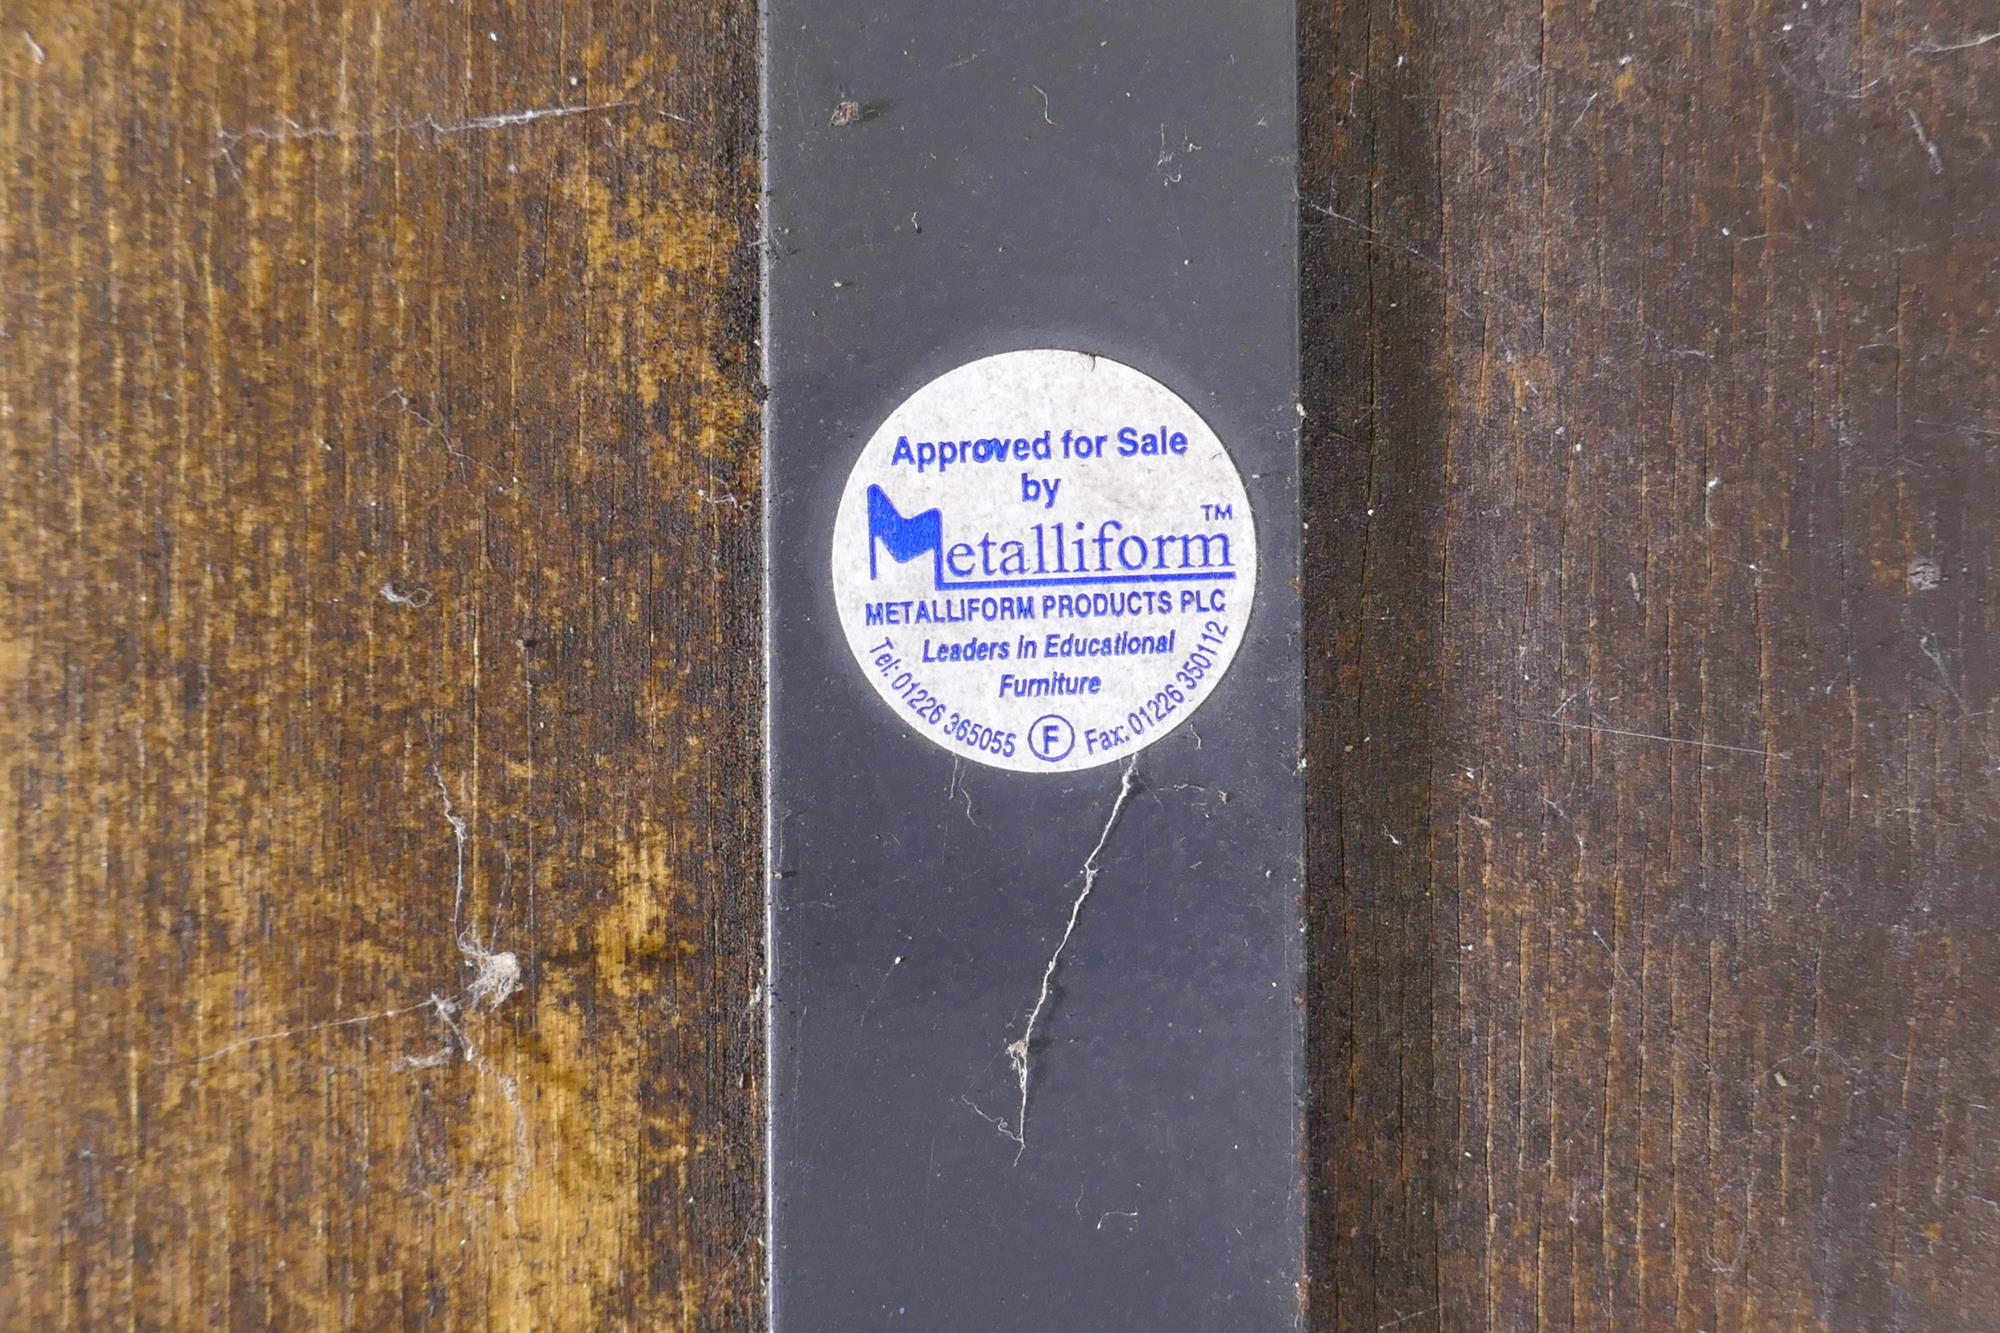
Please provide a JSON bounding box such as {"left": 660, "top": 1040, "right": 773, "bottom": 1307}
{"left": 1202, "top": 502, "right": 1234, "bottom": 520}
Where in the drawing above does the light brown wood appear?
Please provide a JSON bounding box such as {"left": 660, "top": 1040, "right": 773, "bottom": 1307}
{"left": 0, "top": 2, "right": 762, "bottom": 1326}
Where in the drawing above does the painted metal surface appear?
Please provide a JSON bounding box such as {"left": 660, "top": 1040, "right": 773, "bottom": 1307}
{"left": 764, "top": 2, "right": 1302, "bottom": 1325}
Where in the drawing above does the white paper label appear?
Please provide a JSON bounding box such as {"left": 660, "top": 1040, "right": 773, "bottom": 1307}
{"left": 830, "top": 349, "right": 1256, "bottom": 773}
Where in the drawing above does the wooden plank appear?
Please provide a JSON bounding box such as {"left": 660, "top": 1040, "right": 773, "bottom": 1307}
{"left": 1303, "top": 0, "right": 2000, "bottom": 1327}
{"left": 0, "top": 2, "right": 762, "bottom": 1327}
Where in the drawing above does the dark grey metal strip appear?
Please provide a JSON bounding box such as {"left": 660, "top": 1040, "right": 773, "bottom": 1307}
{"left": 764, "top": 3, "right": 1303, "bottom": 1326}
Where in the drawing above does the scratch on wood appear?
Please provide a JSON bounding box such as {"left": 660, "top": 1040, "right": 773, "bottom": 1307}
{"left": 216, "top": 100, "right": 635, "bottom": 151}
{"left": 1526, "top": 716, "right": 1777, "bottom": 759}
{"left": 1906, "top": 109, "right": 1944, "bottom": 173}
{"left": 1911, "top": 30, "right": 2000, "bottom": 55}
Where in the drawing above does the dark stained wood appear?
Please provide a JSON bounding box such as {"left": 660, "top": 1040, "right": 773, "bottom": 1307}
{"left": 0, "top": 1, "right": 762, "bottom": 1327}
{"left": 6, "top": 0, "right": 1998, "bottom": 1328}
{"left": 1303, "top": 0, "right": 2000, "bottom": 1328}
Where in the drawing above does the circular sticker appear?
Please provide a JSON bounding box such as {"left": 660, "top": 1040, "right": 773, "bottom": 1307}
{"left": 830, "top": 349, "right": 1256, "bottom": 773}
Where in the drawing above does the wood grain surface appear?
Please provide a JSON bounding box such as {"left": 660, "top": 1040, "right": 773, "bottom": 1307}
{"left": 3, "top": 0, "right": 1997, "bottom": 1329}
{"left": 0, "top": 2, "right": 762, "bottom": 1327}
{"left": 1302, "top": 0, "right": 2000, "bottom": 1328}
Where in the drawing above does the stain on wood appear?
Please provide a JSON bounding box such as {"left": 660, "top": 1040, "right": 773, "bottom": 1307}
{"left": 1302, "top": 0, "right": 2000, "bottom": 1328}
{"left": 0, "top": 2, "right": 761, "bottom": 1327}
